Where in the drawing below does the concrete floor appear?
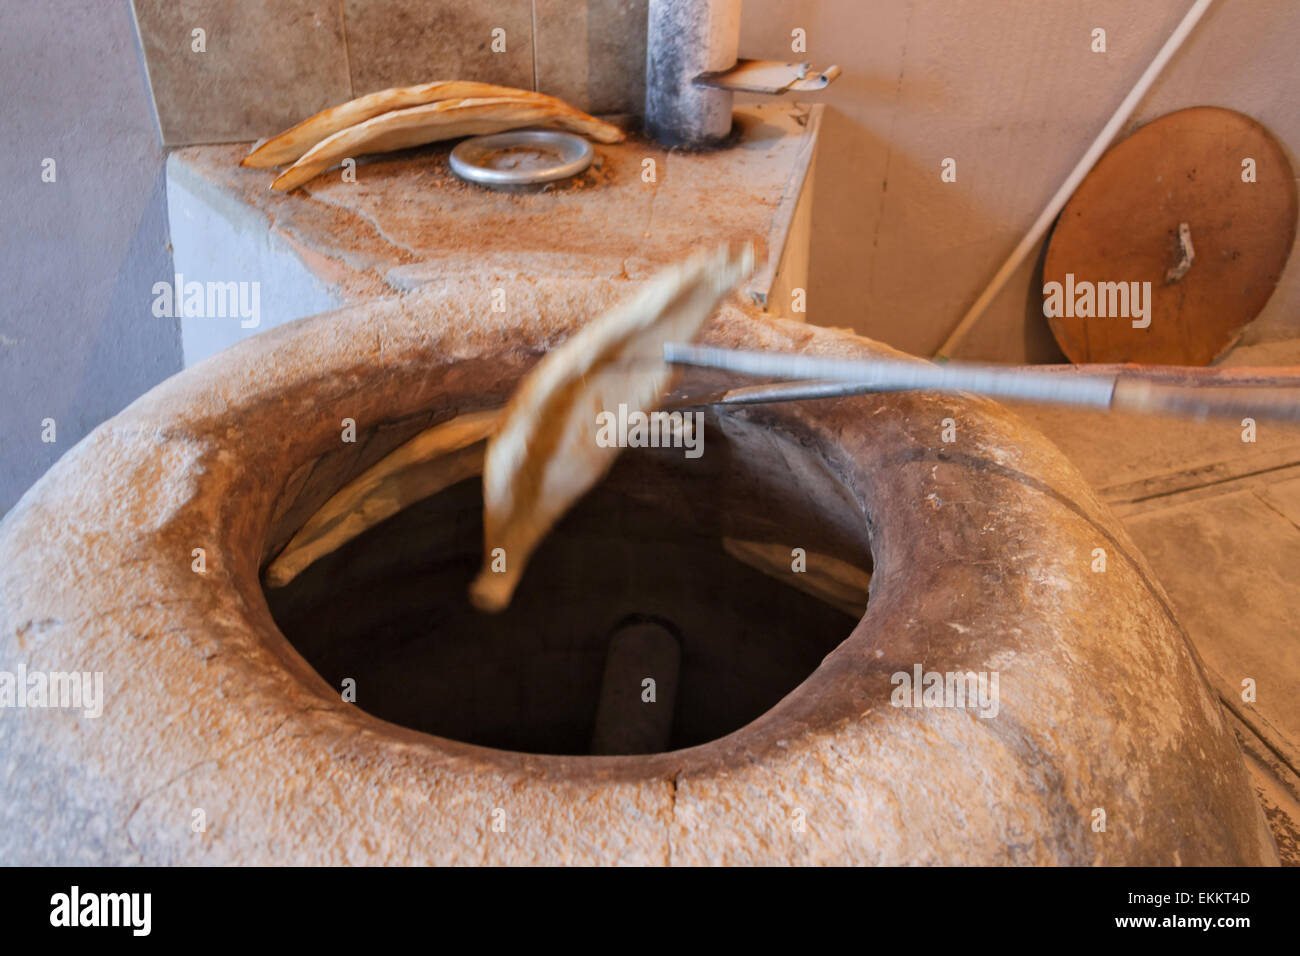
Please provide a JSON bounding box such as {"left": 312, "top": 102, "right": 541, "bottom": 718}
{"left": 1016, "top": 340, "right": 1300, "bottom": 864}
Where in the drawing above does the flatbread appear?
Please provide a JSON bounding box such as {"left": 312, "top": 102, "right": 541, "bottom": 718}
{"left": 243, "top": 81, "right": 565, "bottom": 168}
{"left": 470, "top": 244, "right": 754, "bottom": 612}
{"left": 264, "top": 409, "right": 500, "bottom": 587}
{"left": 722, "top": 538, "right": 871, "bottom": 618}
{"left": 271, "top": 96, "right": 625, "bottom": 191}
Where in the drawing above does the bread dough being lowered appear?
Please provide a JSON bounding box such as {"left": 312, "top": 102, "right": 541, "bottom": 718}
{"left": 265, "top": 246, "right": 752, "bottom": 603}
{"left": 471, "top": 244, "right": 754, "bottom": 611}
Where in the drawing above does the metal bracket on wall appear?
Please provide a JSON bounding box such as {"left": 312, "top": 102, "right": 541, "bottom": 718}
{"left": 694, "top": 59, "right": 841, "bottom": 95}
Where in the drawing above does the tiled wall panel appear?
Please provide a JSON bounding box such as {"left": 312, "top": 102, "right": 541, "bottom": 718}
{"left": 132, "top": 0, "right": 353, "bottom": 145}
{"left": 132, "top": 0, "right": 645, "bottom": 146}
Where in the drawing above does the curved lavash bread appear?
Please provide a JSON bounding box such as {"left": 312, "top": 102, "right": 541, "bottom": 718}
{"left": 271, "top": 95, "right": 625, "bottom": 192}
{"left": 470, "top": 244, "right": 755, "bottom": 613}
{"left": 264, "top": 409, "right": 500, "bottom": 588}
{"left": 722, "top": 538, "right": 871, "bottom": 618}
{"left": 241, "top": 80, "right": 551, "bottom": 167}
{"left": 242, "top": 81, "right": 552, "bottom": 168}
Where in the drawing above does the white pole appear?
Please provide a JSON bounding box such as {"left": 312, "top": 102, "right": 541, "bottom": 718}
{"left": 934, "top": 0, "right": 1215, "bottom": 360}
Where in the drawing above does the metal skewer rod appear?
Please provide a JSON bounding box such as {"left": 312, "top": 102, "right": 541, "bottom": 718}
{"left": 662, "top": 344, "right": 1300, "bottom": 423}
{"left": 665, "top": 343, "right": 1118, "bottom": 406}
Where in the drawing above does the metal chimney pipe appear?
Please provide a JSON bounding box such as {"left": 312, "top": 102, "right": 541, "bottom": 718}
{"left": 645, "top": 0, "right": 742, "bottom": 147}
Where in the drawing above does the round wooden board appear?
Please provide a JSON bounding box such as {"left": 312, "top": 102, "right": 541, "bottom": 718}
{"left": 1044, "top": 107, "right": 1297, "bottom": 365}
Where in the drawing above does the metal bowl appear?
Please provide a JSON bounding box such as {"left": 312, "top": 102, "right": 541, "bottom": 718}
{"left": 449, "top": 129, "right": 594, "bottom": 189}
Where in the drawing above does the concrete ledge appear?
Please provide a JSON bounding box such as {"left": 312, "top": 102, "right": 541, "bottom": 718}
{"left": 167, "top": 104, "right": 820, "bottom": 365}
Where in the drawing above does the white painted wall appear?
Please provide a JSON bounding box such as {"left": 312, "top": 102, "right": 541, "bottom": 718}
{"left": 0, "top": 0, "right": 180, "bottom": 516}
{"left": 741, "top": 0, "right": 1300, "bottom": 361}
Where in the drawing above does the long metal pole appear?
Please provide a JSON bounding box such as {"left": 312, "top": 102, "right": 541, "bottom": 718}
{"left": 664, "top": 343, "right": 1300, "bottom": 422}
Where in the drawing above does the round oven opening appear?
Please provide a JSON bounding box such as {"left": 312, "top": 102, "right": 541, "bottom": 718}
{"left": 263, "top": 414, "right": 873, "bottom": 756}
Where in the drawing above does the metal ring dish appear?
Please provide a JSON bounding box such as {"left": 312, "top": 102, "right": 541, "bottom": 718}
{"left": 449, "top": 129, "right": 594, "bottom": 188}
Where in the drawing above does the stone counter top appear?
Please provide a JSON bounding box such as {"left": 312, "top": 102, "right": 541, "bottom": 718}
{"left": 167, "top": 103, "right": 820, "bottom": 365}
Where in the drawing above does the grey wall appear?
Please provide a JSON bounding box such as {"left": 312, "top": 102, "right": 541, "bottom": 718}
{"left": 0, "top": 0, "right": 179, "bottom": 516}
